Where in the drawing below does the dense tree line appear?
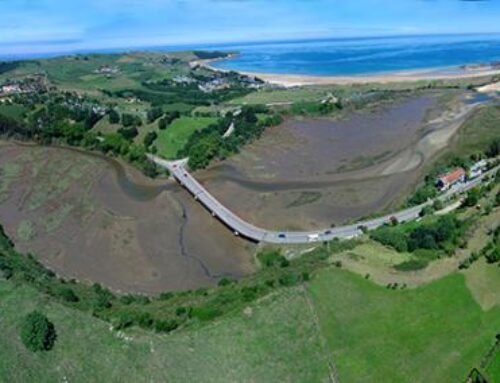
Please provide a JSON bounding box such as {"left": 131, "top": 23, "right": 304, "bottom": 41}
{"left": 180, "top": 106, "right": 282, "bottom": 170}
{"left": 0, "top": 61, "right": 20, "bottom": 75}
{"left": 193, "top": 51, "right": 231, "bottom": 60}
{"left": 371, "top": 214, "right": 466, "bottom": 256}
{"left": 0, "top": 105, "right": 158, "bottom": 178}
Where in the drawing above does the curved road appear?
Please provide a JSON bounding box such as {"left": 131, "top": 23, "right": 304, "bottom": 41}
{"left": 149, "top": 154, "right": 498, "bottom": 245}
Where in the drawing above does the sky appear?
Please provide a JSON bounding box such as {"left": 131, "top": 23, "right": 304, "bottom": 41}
{"left": 1, "top": 0, "right": 500, "bottom": 56}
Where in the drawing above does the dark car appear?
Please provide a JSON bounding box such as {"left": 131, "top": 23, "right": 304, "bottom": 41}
{"left": 324, "top": 230, "right": 332, "bottom": 235}
{"left": 278, "top": 233, "right": 286, "bottom": 239}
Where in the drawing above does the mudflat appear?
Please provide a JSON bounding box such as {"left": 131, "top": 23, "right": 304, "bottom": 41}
{"left": 0, "top": 142, "right": 255, "bottom": 294}
{"left": 199, "top": 91, "right": 480, "bottom": 230}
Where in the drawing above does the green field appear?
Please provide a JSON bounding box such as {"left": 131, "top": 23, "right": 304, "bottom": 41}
{"left": 487, "top": 354, "right": 500, "bottom": 383}
{"left": 450, "top": 104, "right": 500, "bottom": 156}
{"left": 1, "top": 257, "right": 499, "bottom": 382}
{"left": 0, "top": 104, "right": 27, "bottom": 119}
{"left": 309, "top": 268, "right": 500, "bottom": 383}
{"left": 0, "top": 279, "right": 331, "bottom": 382}
{"left": 155, "top": 116, "right": 217, "bottom": 159}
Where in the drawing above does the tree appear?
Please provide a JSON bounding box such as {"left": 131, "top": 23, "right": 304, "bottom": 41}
{"left": 158, "top": 117, "right": 167, "bottom": 130}
{"left": 58, "top": 287, "right": 79, "bottom": 302}
{"left": 154, "top": 319, "right": 178, "bottom": 333}
{"left": 108, "top": 109, "right": 120, "bottom": 124}
{"left": 419, "top": 205, "right": 434, "bottom": 217}
{"left": 117, "top": 126, "right": 139, "bottom": 141}
{"left": 147, "top": 107, "right": 163, "bottom": 123}
{"left": 464, "top": 188, "right": 481, "bottom": 207}
{"left": 433, "top": 199, "right": 444, "bottom": 211}
{"left": 485, "top": 246, "right": 500, "bottom": 264}
{"left": 143, "top": 131, "right": 158, "bottom": 148}
{"left": 486, "top": 138, "right": 500, "bottom": 157}
{"left": 121, "top": 113, "right": 142, "bottom": 128}
{"left": 20, "top": 311, "right": 57, "bottom": 352}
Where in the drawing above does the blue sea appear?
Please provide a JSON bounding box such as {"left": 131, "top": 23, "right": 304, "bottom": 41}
{"left": 210, "top": 34, "right": 500, "bottom": 76}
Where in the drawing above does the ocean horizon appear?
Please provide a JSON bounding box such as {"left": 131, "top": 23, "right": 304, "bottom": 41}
{"left": 2, "top": 33, "right": 500, "bottom": 77}
{"left": 210, "top": 33, "right": 500, "bottom": 77}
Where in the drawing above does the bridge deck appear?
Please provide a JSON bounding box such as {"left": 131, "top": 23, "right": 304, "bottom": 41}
{"left": 148, "top": 155, "right": 497, "bottom": 245}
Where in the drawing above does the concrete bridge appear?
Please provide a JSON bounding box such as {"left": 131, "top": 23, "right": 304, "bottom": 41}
{"left": 148, "top": 154, "right": 498, "bottom": 245}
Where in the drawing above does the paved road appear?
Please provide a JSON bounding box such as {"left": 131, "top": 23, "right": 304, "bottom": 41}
{"left": 149, "top": 154, "right": 498, "bottom": 245}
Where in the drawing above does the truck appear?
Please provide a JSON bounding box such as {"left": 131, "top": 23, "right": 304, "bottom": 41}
{"left": 308, "top": 234, "right": 320, "bottom": 242}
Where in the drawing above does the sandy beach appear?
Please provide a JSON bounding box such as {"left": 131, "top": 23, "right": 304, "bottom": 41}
{"left": 198, "top": 57, "right": 500, "bottom": 87}
{"left": 477, "top": 80, "right": 500, "bottom": 93}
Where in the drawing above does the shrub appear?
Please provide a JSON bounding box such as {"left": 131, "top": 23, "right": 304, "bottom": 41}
{"left": 394, "top": 259, "right": 428, "bottom": 271}
{"left": 121, "top": 113, "right": 142, "bottom": 127}
{"left": 463, "top": 188, "right": 481, "bottom": 207}
{"left": 191, "top": 306, "right": 222, "bottom": 321}
{"left": 370, "top": 227, "right": 408, "bottom": 252}
{"left": 217, "top": 278, "right": 234, "bottom": 287}
{"left": 278, "top": 273, "right": 298, "bottom": 286}
{"left": 93, "top": 294, "right": 112, "bottom": 310}
{"left": 57, "top": 287, "right": 79, "bottom": 303}
{"left": 114, "top": 312, "right": 134, "bottom": 330}
{"left": 117, "top": 126, "right": 139, "bottom": 141}
{"left": 485, "top": 247, "right": 500, "bottom": 264}
{"left": 155, "top": 319, "right": 178, "bottom": 333}
{"left": 159, "top": 292, "right": 174, "bottom": 301}
{"left": 143, "top": 131, "right": 158, "bottom": 148}
{"left": 433, "top": 199, "right": 444, "bottom": 211}
{"left": 280, "top": 258, "right": 290, "bottom": 268}
{"left": 137, "top": 313, "right": 154, "bottom": 329}
{"left": 175, "top": 306, "right": 188, "bottom": 316}
{"left": 20, "top": 311, "right": 57, "bottom": 352}
{"left": 241, "top": 286, "right": 259, "bottom": 302}
{"left": 257, "top": 250, "right": 285, "bottom": 268}
{"left": 419, "top": 205, "right": 434, "bottom": 217}
{"left": 108, "top": 109, "right": 120, "bottom": 124}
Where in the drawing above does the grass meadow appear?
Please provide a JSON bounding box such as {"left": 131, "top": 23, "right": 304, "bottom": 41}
{"left": 1, "top": 258, "right": 499, "bottom": 382}
{"left": 0, "top": 279, "right": 330, "bottom": 383}
{"left": 155, "top": 116, "right": 217, "bottom": 159}
{"left": 309, "top": 268, "right": 500, "bottom": 383}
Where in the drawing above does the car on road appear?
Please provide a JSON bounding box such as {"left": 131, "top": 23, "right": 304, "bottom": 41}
{"left": 278, "top": 233, "right": 286, "bottom": 239}
{"left": 324, "top": 230, "right": 332, "bottom": 235}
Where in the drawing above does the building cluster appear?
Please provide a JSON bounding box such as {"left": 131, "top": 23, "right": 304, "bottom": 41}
{"left": 62, "top": 93, "right": 107, "bottom": 116}
{"left": 0, "top": 76, "right": 46, "bottom": 97}
{"left": 198, "top": 72, "right": 264, "bottom": 93}
{"left": 161, "top": 68, "right": 264, "bottom": 93}
{"left": 93, "top": 65, "right": 120, "bottom": 75}
{"left": 436, "top": 160, "right": 489, "bottom": 191}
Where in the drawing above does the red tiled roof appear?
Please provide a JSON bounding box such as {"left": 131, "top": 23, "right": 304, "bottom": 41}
{"left": 439, "top": 168, "right": 465, "bottom": 185}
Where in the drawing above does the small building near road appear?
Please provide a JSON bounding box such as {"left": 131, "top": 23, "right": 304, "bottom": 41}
{"left": 437, "top": 167, "right": 466, "bottom": 190}
{"left": 0, "top": 84, "right": 22, "bottom": 95}
{"left": 468, "top": 160, "right": 488, "bottom": 179}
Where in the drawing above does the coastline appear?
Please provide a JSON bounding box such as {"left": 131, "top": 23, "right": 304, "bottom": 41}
{"left": 198, "top": 57, "right": 500, "bottom": 87}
